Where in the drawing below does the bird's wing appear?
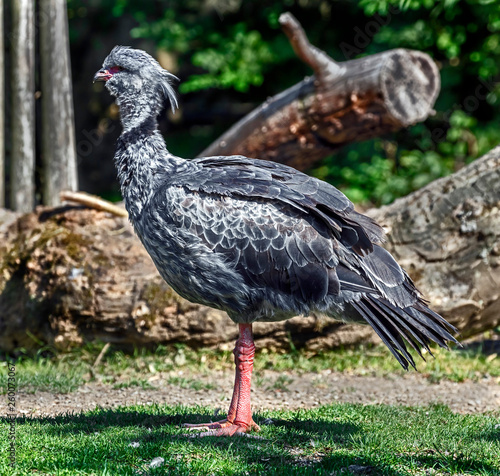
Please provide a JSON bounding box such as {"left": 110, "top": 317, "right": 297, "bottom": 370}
{"left": 155, "top": 184, "right": 338, "bottom": 304}
{"left": 170, "top": 155, "right": 385, "bottom": 255}
{"left": 158, "top": 155, "right": 398, "bottom": 304}
{"left": 158, "top": 156, "right": 458, "bottom": 369}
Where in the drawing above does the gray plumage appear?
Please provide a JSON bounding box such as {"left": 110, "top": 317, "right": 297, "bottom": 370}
{"left": 96, "top": 46, "right": 458, "bottom": 370}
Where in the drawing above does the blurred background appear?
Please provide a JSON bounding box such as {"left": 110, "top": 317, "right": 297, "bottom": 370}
{"left": 5, "top": 0, "right": 500, "bottom": 207}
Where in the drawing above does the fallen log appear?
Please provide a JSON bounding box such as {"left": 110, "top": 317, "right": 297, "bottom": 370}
{"left": 202, "top": 13, "right": 440, "bottom": 171}
{"left": 369, "top": 144, "right": 500, "bottom": 339}
{"left": 1, "top": 145, "right": 499, "bottom": 353}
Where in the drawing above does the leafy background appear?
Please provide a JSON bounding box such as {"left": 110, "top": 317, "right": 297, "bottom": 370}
{"left": 67, "top": 0, "right": 500, "bottom": 206}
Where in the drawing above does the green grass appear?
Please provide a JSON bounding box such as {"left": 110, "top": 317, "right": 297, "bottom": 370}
{"left": 166, "top": 376, "right": 215, "bottom": 391}
{"left": 2, "top": 341, "right": 499, "bottom": 395}
{"left": 1, "top": 342, "right": 498, "bottom": 474}
{"left": 0, "top": 355, "right": 86, "bottom": 394}
{"left": 0, "top": 403, "right": 498, "bottom": 475}
{"left": 112, "top": 379, "right": 155, "bottom": 390}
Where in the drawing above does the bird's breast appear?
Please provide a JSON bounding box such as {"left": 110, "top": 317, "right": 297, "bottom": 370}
{"left": 132, "top": 207, "right": 251, "bottom": 314}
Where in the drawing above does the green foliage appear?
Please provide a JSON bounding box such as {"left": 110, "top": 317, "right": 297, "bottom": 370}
{"left": 311, "top": 106, "right": 498, "bottom": 205}
{"left": 127, "top": 0, "right": 500, "bottom": 205}
{"left": 130, "top": 6, "right": 277, "bottom": 93}
{"left": 322, "top": 0, "right": 500, "bottom": 204}
{"left": 181, "top": 25, "right": 274, "bottom": 93}
{"left": 68, "top": 0, "right": 500, "bottom": 205}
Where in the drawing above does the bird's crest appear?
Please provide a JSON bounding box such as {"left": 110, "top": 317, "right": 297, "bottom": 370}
{"left": 103, "top": 45, "right": 179, "bottom": 114}
{"left": 159, "top": 70, "right": 179, "bottom": 114}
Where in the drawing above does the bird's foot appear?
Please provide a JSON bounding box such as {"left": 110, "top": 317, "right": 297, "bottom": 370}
{"left": 181, "top": 324, "right": 260, "bottom": 438}
{"left": 182, "top": 418, "right": 260, "bottom": 437}
{"left": 182, "top": 418, "right": 231, "bottom": 430}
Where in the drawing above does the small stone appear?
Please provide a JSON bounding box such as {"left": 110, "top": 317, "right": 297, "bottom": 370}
{"left": 129, "top": 441, "right": 140, "bottom": 448}
{"left": 174, "top": 351, "right": 186, "bottom": 366}
{"left": 149, "top": 457, "right": 164, "bottom": 468}
{"left": 69, "top": 267, "right": 84, "bottom": 280}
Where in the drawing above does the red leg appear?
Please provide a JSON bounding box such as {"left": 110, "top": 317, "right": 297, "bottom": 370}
{"left": 182, "top": 323, "right": 260, "bottom": 436}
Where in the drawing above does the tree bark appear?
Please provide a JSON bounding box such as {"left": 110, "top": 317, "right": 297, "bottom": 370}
{"left": 40, "top": 0, "right": 78, "bottom": 206}
{"left": 10, "top": 0, "right": 35, "bottom": 212}
{"left": 368, "top": 145, "right": 500, "bottom": 339}
{"left": 202, "top": 13, "right": 440, "bottom": 171}
{"left": 1, "top": 146, "right": 499, "bottom": 353}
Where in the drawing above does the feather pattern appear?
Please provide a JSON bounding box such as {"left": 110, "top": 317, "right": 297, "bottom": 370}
{"left": 99, "top": 46, "right": 459, "bottom": 371}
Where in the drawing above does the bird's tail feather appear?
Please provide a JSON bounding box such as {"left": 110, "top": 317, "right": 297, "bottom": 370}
{"left": 351, "top": 296, "right": 459, "bottom": 370}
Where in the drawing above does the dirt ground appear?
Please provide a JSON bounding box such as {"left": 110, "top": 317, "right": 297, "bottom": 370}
{"left": 9, "top": 369, "right": 500, "bottom": 418}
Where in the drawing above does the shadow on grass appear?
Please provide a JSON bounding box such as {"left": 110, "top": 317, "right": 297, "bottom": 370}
{"left": 472, "top": 426, "right": 500, "bottom": 444}
{"left": 462, "top": 338, "right": 500, "bottom": 355}
{"left": 0, "top": 406, "right": 380, "bottom": 475}
{"left": 2, "top": 405, "right": 499, "bottom": 475}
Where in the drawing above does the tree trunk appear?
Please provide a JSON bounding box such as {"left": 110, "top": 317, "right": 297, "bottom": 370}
{"left": 10, "top": 0, "right": 35, "bottom": 212}
{"left": 40, "top": 0, "right": 78, "bottom": 206}
{"left": 202, "top": 13, "right": 440, "bottom": 171}
{"left": 1, "top": 146, "right": 499, "bottom": 353}
{"left": 368, "top": 145, "right": 500, "bottom": 339}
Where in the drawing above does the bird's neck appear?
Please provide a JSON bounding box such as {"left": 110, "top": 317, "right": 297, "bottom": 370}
{"left": 116, "top": 94, "right": 161, "bottom": 133}
{"left": 114, "top": 115, "right": 185, "bottom": 220}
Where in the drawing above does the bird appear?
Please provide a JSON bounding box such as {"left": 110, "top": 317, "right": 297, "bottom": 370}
{"left": 94, "top": 46, "right": 458, "bottom": 437}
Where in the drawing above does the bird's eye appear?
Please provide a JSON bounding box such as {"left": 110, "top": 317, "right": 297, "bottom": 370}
{"left": 109, "top": 65, "right": 125, "bottom": 74}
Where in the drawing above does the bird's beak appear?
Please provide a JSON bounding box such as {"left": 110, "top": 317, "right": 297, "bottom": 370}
{"left": 93, "top": 69, "right": 112, "bottom": 83}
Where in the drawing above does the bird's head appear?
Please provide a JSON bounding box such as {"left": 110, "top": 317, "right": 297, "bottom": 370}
{"left": 94, "top": 46, "right": 179, "bottom": 117}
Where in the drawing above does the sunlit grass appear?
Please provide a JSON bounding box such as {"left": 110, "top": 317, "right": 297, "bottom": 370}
{"left": 166, "top": 376, "right": 215, "bottom": 391}
{"left": 255, "top": 344, "right": 499, "bottom": 383}
{"left": 112, "top": 378, "right": 155, "bottom": 390}
{"left": 0, "top": 354, "right": 86, "bottom": 394}
{"left": 1, "top": 338, "right": 498, "bottom": 395}
{"left": 1, "top": 340, "right": 498, "bottom": 474}
{"left": 0, "top": 403, "right": 498, "bottom": 475}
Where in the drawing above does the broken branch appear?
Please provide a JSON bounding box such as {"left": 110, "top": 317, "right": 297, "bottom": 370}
{"left": 60, "top": 191, "right": 128, "bottom": 218}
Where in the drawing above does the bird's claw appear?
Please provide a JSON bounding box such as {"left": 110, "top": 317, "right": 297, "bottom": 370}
{"left": 184, "top": 425, "right": 263, "bottom": 438}
{"left": 191, "top": 430, "right": 264, "bottom": 439}
{"left": 180, "top": 419, "right": 261, "bottom": 437}
{"left": 181, "top": 419, "right": 229, "bottom": 430}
